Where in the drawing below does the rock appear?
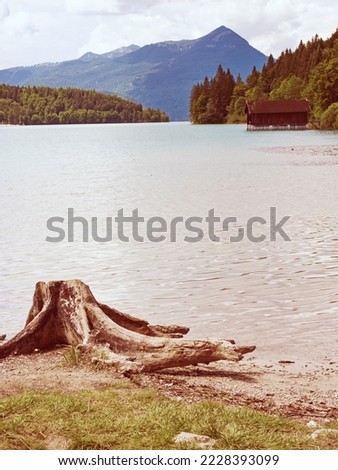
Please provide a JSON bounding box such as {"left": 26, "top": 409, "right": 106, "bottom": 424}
{"left": 174, "top": 432, "right": 216, "bottom": 449}
{"left": 0, "top": 334, "right": 6, "bottom": 342}
{"left": 311, "top": 429, "right": 338, "bottom": 439}
{"left": 306, "top": 420, "right": 318, "bottom": 428}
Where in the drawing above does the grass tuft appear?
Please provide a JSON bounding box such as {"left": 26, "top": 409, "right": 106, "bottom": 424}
{"left": 0, "top": 386, "right": 337, "bottom": 450}
{"left": 62, "top": 346, "right": 81, "bottom": 367}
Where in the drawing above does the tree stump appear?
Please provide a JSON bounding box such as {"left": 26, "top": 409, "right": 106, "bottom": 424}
{"left": 0, "top": 280, "right": 255, "bottom": 373}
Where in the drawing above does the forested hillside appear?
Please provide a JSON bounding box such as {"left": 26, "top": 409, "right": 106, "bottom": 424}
{"left": 0, "top": 26, "right": 267, "bottom": 121}
{"left": 0, "top": 85, "right": 169, "bottom": 125}
{"left": 190, "top": 29, "right": 338, "bottom": 129}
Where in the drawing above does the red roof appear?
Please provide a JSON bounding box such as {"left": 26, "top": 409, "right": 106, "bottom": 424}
{"left": 245, "top": 100, "right": 311, "bottom": 114}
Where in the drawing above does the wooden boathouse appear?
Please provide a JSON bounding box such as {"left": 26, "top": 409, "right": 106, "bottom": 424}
{"left": 245, "top": 99, "right": 311, "bottom": 131}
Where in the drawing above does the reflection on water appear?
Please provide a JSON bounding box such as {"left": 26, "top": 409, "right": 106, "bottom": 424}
{"left": 0, "top": 123, "right": 337, "bottom": 362}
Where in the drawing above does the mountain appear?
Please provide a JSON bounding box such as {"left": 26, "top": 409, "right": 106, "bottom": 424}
{"left": 0, "top": 26, "right": 267, "bottom": 120}
{"left": 79, "top": 45, "right": 140, "bottom": 62}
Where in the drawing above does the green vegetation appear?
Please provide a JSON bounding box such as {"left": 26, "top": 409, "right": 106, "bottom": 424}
{"left": 62, "top": 346, "right": 82, "bottom": 367}
{"left": 190, "top": 29, "right": 338, "bottom": 129}
{"left": 0, "top": 84, "right": 169, "bottom": 125}
{"left": 189, "top": 65, "right": 235, "bottom": 124}
{"left": 0, "top": 386, "right": 337, "bottom": 450}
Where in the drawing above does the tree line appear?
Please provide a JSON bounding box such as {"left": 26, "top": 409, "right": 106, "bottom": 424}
{"left": 0, "top": 85, "right": 169, "bottom": 125}
{"left": 189, "top": 66, "right": 235, "bottom": 124}
{"left": 190, "top": 28, "right": 338, "bottom": 129}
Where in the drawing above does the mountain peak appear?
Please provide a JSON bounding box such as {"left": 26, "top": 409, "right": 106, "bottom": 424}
{"left": 102, "top": 44, "right": 140, "bottom": 59}
{"left": 79, "top": 52, "right": 101, "bottom": 62}
{"left": 210, "top": 25, "right": 233, "bottom": 34}
{"left": 197, "top": 25, "right": 249, "bottom": 47}
{"left": 0, "top": 26, "right": 267, "bottom": 120}
{"left": 79, "top": 45, "right": 140, "bottom": 62}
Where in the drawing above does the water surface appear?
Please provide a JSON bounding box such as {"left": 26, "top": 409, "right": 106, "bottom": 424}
{"left": 1, "top": 123, "right": 337, "bottom": 363}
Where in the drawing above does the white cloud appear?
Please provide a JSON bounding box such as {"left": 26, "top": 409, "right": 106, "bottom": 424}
{"left": 2, "top": 11, "right": 38, "bottom": 36}
{"left": 66, "top": 0, "right": 120, "bottom": 16}
{"left": 0, "top": 0, "right": 9, "bottom": 20}
{"left": 77, "top": 22, "right": 123, "bottom": 55}
{"left": 0, "top": 0, "right": 337, "bottom": 69}
{"left": 117, "top": 0, "right": 165, "bottom": 14}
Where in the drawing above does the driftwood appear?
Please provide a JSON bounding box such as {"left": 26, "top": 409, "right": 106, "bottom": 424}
{"left": 0, "top": 280, "right": 255, "bottom": 373}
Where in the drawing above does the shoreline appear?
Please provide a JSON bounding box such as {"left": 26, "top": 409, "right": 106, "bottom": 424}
{"left": 1, "top": 347, "right": 337, "bottom": 422}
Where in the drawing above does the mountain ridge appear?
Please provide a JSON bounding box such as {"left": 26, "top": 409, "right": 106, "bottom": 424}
{"left": 0, "top": 26, "right": 267, "bottom": 120}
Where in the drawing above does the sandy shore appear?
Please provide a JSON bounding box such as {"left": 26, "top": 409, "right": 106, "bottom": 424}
{"left": 1, "top": 347, "right": 337, "bottom": 422}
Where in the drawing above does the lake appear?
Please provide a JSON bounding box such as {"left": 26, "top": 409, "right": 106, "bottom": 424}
{"left": 0, "top": 123, "right": 337, "bottom": 364}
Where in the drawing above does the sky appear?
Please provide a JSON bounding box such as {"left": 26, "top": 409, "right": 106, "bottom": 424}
{"left": 0, "top": 0, "right": 337, "bottom": 70}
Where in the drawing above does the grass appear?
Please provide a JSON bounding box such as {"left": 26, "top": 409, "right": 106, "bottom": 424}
{"left": 0, "top": 384, "right": 337, "bottom": 450}
{"left": 62, "top": 346, "right": 82, "bottom": 367}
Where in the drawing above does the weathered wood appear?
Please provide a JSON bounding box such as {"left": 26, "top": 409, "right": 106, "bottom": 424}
{"left": 0, "top": 280, "right": 255, "bottom": 373}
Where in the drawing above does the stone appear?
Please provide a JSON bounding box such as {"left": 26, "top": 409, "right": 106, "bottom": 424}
{"left": 311, "top": 429, "right": 338, "bottom": 439}
{"left": 174, "top": 432, "right": 216, "bottom": 448}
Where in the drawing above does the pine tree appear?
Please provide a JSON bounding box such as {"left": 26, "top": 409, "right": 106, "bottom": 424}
{"left": 189, "top": 66, "right": 235, "bottom": 124}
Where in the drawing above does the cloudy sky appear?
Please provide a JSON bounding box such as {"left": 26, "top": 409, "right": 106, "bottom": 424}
{"left": 0, "top": 0, "right": 337, "bottom": 69}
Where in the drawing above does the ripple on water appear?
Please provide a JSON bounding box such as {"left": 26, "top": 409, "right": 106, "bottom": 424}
{"left": 0, "top": 125, "right": 337, "bottom": 363}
